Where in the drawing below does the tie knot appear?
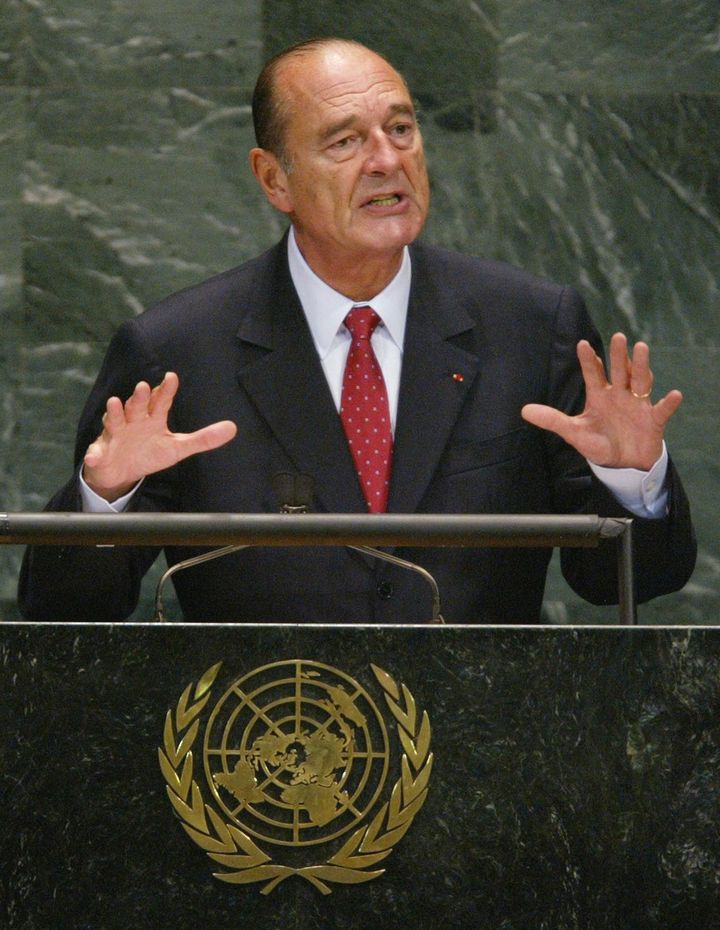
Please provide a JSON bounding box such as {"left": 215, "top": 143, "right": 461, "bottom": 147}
{"left": 345, "top": 306, "right": 381, "bottom": 341}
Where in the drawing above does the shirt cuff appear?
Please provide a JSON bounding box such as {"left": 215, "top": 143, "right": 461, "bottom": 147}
{"left": 79, "top": 468, "right": 143, "bottom": 513}
{"left": 588, "top": 442, "right": 669, "bottom": 519}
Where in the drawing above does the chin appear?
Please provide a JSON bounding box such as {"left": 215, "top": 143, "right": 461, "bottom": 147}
{"left": 361, "top": 218, "right": 423, "bottom": 251}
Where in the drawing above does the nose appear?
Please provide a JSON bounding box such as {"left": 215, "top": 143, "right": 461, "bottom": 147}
{"left": 363, "top": 130, "right": 402, "bottom": 175}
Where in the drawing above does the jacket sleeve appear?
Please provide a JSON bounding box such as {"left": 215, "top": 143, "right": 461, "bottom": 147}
{"left": 543, "top": 285, "right": 697, "bottom": 605}
{"left": 17, "top": 319, "right": 176, "bottom": 621}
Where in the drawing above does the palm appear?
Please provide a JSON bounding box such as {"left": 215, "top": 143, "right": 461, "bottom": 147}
{"left": 83, "top": 373, "right": 237, "bottom": 501}
{"left": 522, "top": 334, "right": 682, "bottom": 471}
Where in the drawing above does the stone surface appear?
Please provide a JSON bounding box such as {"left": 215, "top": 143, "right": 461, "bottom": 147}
{"left": 21, "top": 0, "right": 261, "bottom": 88}
{"left": 0, "top": 0, "right": 717, "bottom": 622}
{"left": 2, "top": 624, "right": 720, "bottom": 928}
{"left": 499, "top": 0, "right": 720, "bottom": 93}
{"left": 262, "top": 0, "right": 499, "bottom": 101}
{"left": 0, "top": 88, "right": 24, "bottom": 608}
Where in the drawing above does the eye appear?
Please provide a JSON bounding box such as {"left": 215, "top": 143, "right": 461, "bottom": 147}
{"left": 389, "top": 121, "right": 415, "bottom": 143}
{"left": 329, "top": 134, "right": 357, "bottom": 150}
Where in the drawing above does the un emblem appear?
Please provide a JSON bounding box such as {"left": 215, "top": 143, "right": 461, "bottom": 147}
{"left": 159, "top": 660, "right": 433, "bottom": 894}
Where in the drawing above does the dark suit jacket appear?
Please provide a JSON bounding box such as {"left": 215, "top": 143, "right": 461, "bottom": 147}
{"left": 18, "top": 238, "right": 696, "bottom": 622}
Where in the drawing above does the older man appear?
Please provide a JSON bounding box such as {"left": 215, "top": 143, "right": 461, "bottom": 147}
{"left": 19, "top": 38, "right": 695, "bottom": 622}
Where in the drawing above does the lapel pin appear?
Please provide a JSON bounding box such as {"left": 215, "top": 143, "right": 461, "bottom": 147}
{"left": 452, "top": 372, "right": 464, "bottom": 382}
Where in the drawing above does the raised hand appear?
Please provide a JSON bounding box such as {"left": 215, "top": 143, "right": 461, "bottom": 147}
{"left": 83, "top": 372, "right": 237, "bottom": 502}
{"left": 521, "top": 333, "right": 683, "bottom": 471}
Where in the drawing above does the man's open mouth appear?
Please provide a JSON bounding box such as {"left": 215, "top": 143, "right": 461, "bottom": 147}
{"left": 365, "top": 194, "right": 402, "bottom": 207}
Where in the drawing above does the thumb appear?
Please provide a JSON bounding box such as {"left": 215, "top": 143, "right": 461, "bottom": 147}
{"left": 175, "top": 420, "right": 238, "bottom": 460}
{"left": 521, "top": 403, "right": 573, "bottom": 439}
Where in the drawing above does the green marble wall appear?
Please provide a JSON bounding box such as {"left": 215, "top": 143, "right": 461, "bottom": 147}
{"left": 0, "top": 1, "right": 718, "bottom": 622}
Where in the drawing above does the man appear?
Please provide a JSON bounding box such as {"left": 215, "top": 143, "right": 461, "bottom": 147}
{"left": 18, "top": 38, "right": 695, "bottom": 622}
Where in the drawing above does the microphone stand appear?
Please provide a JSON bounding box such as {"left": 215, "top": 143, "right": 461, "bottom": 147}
{"left": 152, "top": 473, "right": 444, "bottom": 623}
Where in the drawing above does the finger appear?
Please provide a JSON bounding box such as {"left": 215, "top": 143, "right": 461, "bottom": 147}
{"left": 84, "top": 441, "right": 103, "bottom": 467}
{"left": 629, "top": 341, "right": 653, "bottom": 398}
{"left": 102, "top": 395, "right": 126, "bottom": 432}
{"left": 124, "top": 381, "right": 152, "bottom": 422}
{"left": 148, "top": 372, "right": 180, "bottom": 418}
{"left": 653, "top": 389, "right": 683, "bottom": 426}
{"left": 521, "top": 403, "right": 575, "bottom": 441}
{"left": 175, "top": 420, "right": 238, "bottom": 458}
{"left": 576, "top": 340, "right": 608, "bottom": 393}
{"left": 608, "top": 332, "right": 631, "bottom": 388}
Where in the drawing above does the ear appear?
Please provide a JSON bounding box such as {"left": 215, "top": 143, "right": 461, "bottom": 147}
{"left": 250, "top": 148, "right": 293, "bottom": 214}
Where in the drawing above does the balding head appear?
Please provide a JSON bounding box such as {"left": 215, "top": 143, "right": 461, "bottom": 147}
{"left": 252, "top": 38, "right": 409, "bottom": 171}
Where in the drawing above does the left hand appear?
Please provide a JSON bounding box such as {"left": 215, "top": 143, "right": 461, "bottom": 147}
{"left": 521, "top": 333, "right": 683, "bottom": 470}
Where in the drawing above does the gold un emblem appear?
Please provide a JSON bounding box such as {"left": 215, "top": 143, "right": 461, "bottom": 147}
{"left": 158, "top": 660, "right": 433, "bottom": 894}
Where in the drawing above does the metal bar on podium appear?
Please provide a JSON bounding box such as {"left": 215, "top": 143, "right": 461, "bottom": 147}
{"left": 0, "top": 512, "right": 636, "bottom": 624}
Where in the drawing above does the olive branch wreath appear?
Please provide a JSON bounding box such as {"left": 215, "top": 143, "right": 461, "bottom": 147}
{"left": 158, "top": 661, "right": 433, "bottom": 895}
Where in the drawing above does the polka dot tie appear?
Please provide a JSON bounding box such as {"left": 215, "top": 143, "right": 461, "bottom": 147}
{"left": 340, "top": 306, "right": 393, "bottom": 513}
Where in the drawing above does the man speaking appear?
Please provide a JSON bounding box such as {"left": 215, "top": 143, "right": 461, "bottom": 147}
{"left": 19, "top": 38, "right": 696, "bottom": 622}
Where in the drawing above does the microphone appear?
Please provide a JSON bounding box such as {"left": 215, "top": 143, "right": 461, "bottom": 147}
{"left": 271, "top": 472, "right": 314, "bottom": 513}
{"left": 153, "top": 471, "right": 316, "bottom": 619}
{"left": 269, "top": 473, "right": 444, "bottom": 623}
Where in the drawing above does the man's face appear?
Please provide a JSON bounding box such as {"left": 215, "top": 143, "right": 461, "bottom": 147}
{"left": 272, "top": 45, "right": 430, "bottom": 280}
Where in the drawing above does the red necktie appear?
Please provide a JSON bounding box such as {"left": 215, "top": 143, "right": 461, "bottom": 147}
{"left": 340, "top": 307, "right": 393, "bottom": 513}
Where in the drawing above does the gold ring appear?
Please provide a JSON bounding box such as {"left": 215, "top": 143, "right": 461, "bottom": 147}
{"left": 631, "top": 389, "right": 651, "bottom": 399}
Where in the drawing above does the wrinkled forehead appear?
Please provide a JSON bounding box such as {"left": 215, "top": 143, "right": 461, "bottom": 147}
{"left": 277, "top": 45, "right": 414, "bottom": 128}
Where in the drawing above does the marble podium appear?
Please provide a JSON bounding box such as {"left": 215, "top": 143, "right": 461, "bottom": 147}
{"left": 2, "top": 622, "right": 719, "bottom": 929}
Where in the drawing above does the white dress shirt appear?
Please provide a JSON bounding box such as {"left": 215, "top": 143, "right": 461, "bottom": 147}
{"left": 286, "top": 225, "right": 408, "bottom": 432}
{"left": 81, "top": 226, "right": 668, "bottom": 517}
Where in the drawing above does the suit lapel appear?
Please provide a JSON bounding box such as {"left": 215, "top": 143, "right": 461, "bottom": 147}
{"left": 235, "top": 241, "right": 367, "bottom": 514}
{"left": 389, "top": 244, "right": 481, "bottom": 514}
{"left": 234, "top": 239, "right": 482, "bottom": 517}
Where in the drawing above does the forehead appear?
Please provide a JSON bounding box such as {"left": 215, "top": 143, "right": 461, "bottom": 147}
{"left": 279, "top": 46, "right": 413, "bottom": 133}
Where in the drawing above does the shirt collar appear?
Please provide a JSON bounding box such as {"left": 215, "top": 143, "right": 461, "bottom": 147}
{"left": 287, "top": 225, "right": 411, "bottom": 359}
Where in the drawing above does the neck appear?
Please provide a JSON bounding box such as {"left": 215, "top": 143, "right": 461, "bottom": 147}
{"left": 293, "top": 236, "right": 404, "bottom": 301}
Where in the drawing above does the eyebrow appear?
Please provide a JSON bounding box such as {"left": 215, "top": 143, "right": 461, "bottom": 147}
{"left": 319, "top": 103, "right": 417, "bottom": 143}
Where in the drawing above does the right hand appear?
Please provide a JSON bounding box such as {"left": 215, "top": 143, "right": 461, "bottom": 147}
{"left": 83, "top": 372, "right": 237, "bottom": 502}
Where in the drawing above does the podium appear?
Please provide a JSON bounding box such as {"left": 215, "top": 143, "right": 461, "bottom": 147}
{"left": 2, "top": 622, "right": 720, "bottom": 928}
{"left": 2, "top": 515, "right": 717, "bottom": 927}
